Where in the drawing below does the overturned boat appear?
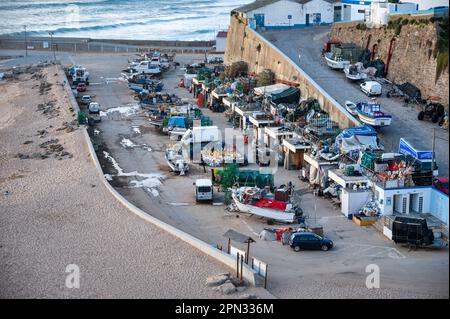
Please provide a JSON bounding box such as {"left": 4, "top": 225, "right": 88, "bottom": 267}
{"left": 324, "top": 52, "right": 350, "bottom": 70}
{"left": 231, "top": 187, "right": 299, "bottom": 223}
{"left": 355, "top": 99, "right": 392, "bottom": 128}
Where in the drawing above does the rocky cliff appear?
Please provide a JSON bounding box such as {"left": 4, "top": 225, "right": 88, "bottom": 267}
{"left": 330, "top": 16, "right": 449, "bottom": 108}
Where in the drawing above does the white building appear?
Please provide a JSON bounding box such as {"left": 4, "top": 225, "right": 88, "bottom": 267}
{"left": 234, "top": 0, "right": 338, "bottom": 29}
{"left": 407, "top": 0, "right": 449, "bottom": 10}
{"left": 370, "top": 1, "right": 418, "bottom": 26}
{"left": 215, "top": 31, "right": 228, "bottom": 52}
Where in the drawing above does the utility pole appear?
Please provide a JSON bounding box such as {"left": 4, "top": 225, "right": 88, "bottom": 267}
{"left": 24, "top": 25, "right": 27, "bottom": 57}
{"left": 432, "top": 128, "right": 436, "bottom": 183}
{"left": 49, "top": 31, "right": 56, "bottom": 61}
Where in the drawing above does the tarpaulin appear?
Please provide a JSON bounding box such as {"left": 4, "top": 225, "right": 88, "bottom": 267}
{"left": 252, "top": 198, "right": 287, "bottom": 211}
{"left": 271, "top": 87, "right": 301, "bottom": 105}
{"left": 167, "top": 116, "right": 186, "bottom": 128}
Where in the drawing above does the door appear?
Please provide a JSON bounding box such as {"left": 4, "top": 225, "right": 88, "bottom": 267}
{"left": 334, "top": 6, "right": 342, "bottom": 22}
{"left": 312, "top": 13, "right": 321, "bottom": 25}
{"left": 254, "top": 14, "right": 265, "bottom": 27}
{"left": 305, "top": 14, "right": 310, "bottom": 26}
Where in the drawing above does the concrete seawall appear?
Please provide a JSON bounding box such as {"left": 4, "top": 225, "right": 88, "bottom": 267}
{"left": 0, "top": 36, "right": 215, "bottom": 54}
{"left": 57, "top": 66, "right": 264, "bottom": 288}
{"left": 225, "top": 15, "right": 360, "bottom": 129}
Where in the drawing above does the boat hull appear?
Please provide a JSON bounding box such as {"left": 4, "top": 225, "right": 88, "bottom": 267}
{"left": 232, "top": 193, "right": 295, "bottom": 223}
{"left": 357, "top": 112, "right": 392, "bottom": 127}
{"left": 325, "top": 54, "right": 350, "bottom": 70}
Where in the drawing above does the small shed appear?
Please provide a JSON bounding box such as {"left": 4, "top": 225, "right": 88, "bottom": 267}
{"left": 282, "top": 137, "right": 311, "bottom": 170}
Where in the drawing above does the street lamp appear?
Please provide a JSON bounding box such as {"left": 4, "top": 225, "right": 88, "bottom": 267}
{"left": 23, "top": 25, "right": 27, "bottom": 57}
{"left": 48, "top": 31, "right": 56, "bottom": 61}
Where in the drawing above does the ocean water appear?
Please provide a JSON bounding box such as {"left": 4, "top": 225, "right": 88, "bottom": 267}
{"left": 0, "top": 0, "right": 252, "bottom": 40}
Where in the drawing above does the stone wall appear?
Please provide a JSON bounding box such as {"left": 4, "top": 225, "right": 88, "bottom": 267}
{"left": 330, "top": 18, "right": 449, "bottom": 108}
{"left": 225, "top": 14, "right": 360, "bottom": 129}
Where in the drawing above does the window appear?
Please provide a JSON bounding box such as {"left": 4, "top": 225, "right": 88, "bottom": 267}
{"left": 198, "top": 186, "right": 211, "bottom": 193}
{"left": 358, "top": 9, "right": 365, "bottom": 13}
{"left": 418, "top": 197, "right": 423, "bottom": 213}
{"left": 402, "top": 197, "right": 407, "bottom": 214}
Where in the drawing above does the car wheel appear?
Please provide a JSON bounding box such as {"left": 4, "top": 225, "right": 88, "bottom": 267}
{"left": 417, "top": 111, "right": 424, "bottom": 120}
{"left": 321, "top": 245, "right": 329, "bottom": 251}
{"left": 431, "top": 113, "right": 439, "bottom": 123}
{"left": 293, "top": 245, "right": 301, "bottom": 252}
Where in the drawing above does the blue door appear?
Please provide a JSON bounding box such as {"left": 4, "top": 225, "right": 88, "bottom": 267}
{"left": 254, "top": 14, "right": 265, "bottom": 27}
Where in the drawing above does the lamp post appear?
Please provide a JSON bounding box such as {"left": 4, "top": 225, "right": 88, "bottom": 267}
{"left": 48, "top": 31, "right": 56, "bottom": 61}
{"left": 23, "top": 25, "right": 27, "bottom": 57}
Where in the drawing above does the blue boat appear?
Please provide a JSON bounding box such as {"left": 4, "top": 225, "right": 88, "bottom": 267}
{"left": 355, "top": 100, "right": 392, "bottom": 128}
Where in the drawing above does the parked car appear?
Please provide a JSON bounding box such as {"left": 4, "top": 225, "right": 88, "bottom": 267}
{"left": 360, "top": 81, "right": 382, "bottom": 97}
{"left": 289, "top": 232, "right": 333, "bottom": 252}
{"left": 88, "top": 102, "right": 100, "bottom": 114}
{"left": 76, "top": 82, "right": 87, "bottom": 93}
{"left": 81, "top": 95, "right": 92, "bottom": 105}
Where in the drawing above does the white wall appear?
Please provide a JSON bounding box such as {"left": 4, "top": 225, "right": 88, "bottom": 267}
{"left": 374, "top": 185, "right": 432, "bottom": 216}
{"left": 406, "top": 0, "right": 449, "bottom": 10}
{"left": 248, "top": 0, "right": 334, "bottom": 27}
{"left": 216, "top": 37, "right": 227, "bottom": 52}
{"left": 341, "top": 189, "right": 372, "bottom": 216}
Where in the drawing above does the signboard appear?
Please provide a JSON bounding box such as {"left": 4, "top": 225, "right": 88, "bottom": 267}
{"left": 399, "top": 138, "right": 433, "bottom": 160}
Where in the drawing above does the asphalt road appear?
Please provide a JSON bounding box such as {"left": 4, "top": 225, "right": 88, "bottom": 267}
{"left": 261, "top": 27, "right": 449, "bottom": 177}
{"left": 1, "top": 49, "right": 448, "bottom": 298}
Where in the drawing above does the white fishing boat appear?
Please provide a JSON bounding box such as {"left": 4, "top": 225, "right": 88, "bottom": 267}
{"left": 231, "top": 187, "right": 297, "bottom": 223}
{"left": 344, "top": 100, "right": 358, "bottom": 116}
{"left": 324, "top": 52, "right": 350, "bottom": 70}
{"left": 344, "top": 64, "right": 368, "bottom": 81}
{"left": 355, "top": 100, "right": 392, "bottom": 128}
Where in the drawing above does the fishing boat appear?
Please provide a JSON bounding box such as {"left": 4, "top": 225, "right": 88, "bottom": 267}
{"left": 344, "top": 100, "right": 358, "bottom": 116}
{"left": 355, "top": 100, "right": 392, "bottom": 128}
{"left": 231, "top": 187, "right": 298, "bottom": 223}
{"left": 324, "top": 52, "right": 350, "bottom": 70}
{"left": 344, "top": 64, "right": 367, "bottom": 81}
{"left": 165, "top": 148, "right": 189, "bottom": 175}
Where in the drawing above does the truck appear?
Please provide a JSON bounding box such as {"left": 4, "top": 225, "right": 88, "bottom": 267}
{"left": 181, "top": 126, "right": 221, "bottom": 163}
{"left": 193, "top": 179, "right": 213, "bottom": 202}
{"left": 71, "top": 66, "right": 89, "bottom": 85}
{"left": 133, "top": 61, "right": 162, "bottom": 76}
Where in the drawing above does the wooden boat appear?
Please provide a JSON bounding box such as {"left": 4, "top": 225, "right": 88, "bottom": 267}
{"left": 324, "top": 52, "right": 350, "bottom": 70}
{"left": 231, "top": 187, "right": 296, "bottom": 223}
{"left": 355, "top": 100, "right": 392, "bottom": 128}
{"left": 344, "top": 100, "right": 358, "bottom": 116}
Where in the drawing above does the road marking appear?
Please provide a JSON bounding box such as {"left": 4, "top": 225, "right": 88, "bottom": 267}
{"left": 241, "top": 219, "right": 260, "bottom": 237}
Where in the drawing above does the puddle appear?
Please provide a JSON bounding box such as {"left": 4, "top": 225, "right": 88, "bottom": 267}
{"left": 102, "top": 151, "right": 164, "bottom": 196}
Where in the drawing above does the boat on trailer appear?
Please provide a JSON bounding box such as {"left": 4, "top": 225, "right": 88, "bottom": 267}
{"left": 355, "top": 99, "right": 392, "bottom": 128}
{"left": 231, "top": 187, "right": 298, "bottom": 223}
{"left": 324, "top": 52, "right": 350, "bottom": 70}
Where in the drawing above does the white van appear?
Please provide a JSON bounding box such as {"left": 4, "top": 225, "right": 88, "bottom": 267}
{"left": 194, "top": 179, "right": 213, "bottom": 202}
{"left": 88, "top": 102, "right": 100, "bottom": 114}
{"left": 360, "top": 81, "right": 382, "bottom": 97}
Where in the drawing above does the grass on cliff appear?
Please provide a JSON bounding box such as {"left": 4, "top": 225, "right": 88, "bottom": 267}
{"left": 435, "top": 16, "right": 449, "bottom": 82}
